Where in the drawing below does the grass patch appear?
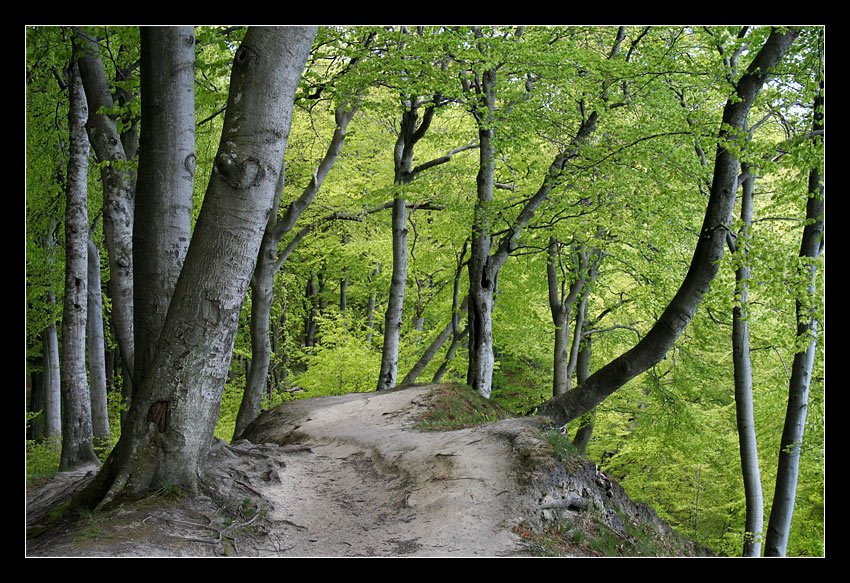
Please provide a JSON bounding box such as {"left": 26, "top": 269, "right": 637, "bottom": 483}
{"left": 546, "top": 428, "right": 579, "bottom": 462}
{"left": 414, "top": 383, "right": 515, "bottom": 431}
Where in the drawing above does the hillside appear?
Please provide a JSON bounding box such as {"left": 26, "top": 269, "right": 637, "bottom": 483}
{"left": 26, "top": 384, "right": 712, "bottom": 557}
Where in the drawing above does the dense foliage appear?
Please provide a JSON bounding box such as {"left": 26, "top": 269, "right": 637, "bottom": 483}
{"left": 26, "top": 25, "right": 824, "bottom": 556}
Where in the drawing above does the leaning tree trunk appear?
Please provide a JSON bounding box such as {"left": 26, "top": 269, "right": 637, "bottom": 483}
{"left": 234, "top": 98, "right": 361, "bottom": 440}
{"left": 59, "top": 60, "right": 100, "bottom": 471}
{"left": 400, "top": 296, "right": 469, "bottom": 386}
{"left": 539, "top": 27, "right": 800, "bottom": 427}
{"left": 764, "top": 80, "right": 824, "bottom": 557}
{"left": 74, "top": 27, "right": 317, "bottom": 511}
{"left": 132, "top": 26, "right": 196, "bottom": 389}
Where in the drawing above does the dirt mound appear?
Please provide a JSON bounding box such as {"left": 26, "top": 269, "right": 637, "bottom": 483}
{"left": 26, "top": 384, "right": 710, "bottom": 557}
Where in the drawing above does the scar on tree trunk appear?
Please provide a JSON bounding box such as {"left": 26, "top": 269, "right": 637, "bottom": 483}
{"left": 146, "top": 401, "right": 169, "bottom": 432}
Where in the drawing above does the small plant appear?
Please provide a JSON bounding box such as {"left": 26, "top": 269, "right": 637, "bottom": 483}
{"left": 241, "top": 497, "right": 256, "bottom": 518}
{"left": 74, "top": 509, "right": 108, "bottom": 542}
{"left": 546, "top": 429, "right": 578, "bottom": 461}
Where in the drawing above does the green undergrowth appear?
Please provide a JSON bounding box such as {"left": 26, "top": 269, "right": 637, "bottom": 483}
{"left": 514, "top": 515, "right": 670, "bottom": 557}
{"left": 414, "top": 383, "right": 516, "bottom": 431}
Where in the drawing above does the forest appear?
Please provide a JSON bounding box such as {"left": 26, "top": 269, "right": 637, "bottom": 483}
{"left": 25, "top": 25, "right": 824, "bottom": 557}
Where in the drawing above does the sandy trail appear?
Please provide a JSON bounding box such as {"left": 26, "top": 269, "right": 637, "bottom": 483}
{"left": 231, "top": 385, "right": 535, "bottom": 557}
{"left": 27, "top": 385, "right": 703, "bottom": 558}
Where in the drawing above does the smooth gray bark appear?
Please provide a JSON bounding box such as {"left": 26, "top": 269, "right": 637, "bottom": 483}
{"left": 376, "top": 96, "right": 446, "bottom": 391}
{"left": 87, "top": 236, "right": 110, "bottom": 444}
{"left": 42, "top": 291, "right": 62, "bottom": 439}
{"left": 37, "top": 215, "right": 63, "bottom": 439}
{"left": 466, "top": 101, "right": 599, "bottom": 398}
{"left": 764, "top": 81, "right": 824, "bottom": 557}
{"left": 465, "top": 65, "right": 498, "bottom": 399}
{"left": 548, "top": 239, "right": 597, "bottom": 397}
{"left": 76, "top": 27, "right": 317, "bottom": 509}
{"left": 74, "top": 29, "right": 137, "bottom": 381}
{"left": 376, "top": 193, "right": 408, "bottom": 391}
{"left": 133, "top": 26, "right": 196, "bottom": 388}
{"left": 731, "top": 167, "right": 763, "bottom": 557}
{"left": 232, "top": 93, "right": 368, "bottom": 438}
{"left": 539, "top": 27, "right": 800, "bottom": 426}
{"left": 375, "top": 98, "right": 476, "bottom": 390}
{"left": 234, "top": 39, "right": 364, "bottom": 441}
{"left": 59, "top": 60, "right": 100, "bottom": 471}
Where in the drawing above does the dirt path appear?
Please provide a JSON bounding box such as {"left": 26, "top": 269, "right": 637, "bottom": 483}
{"left": 228, "top": 385, "right": 537, "bottom": 557}
{"left": 27, "top": 385, "right": 543, "bottom": 557}
{"left": 27, "top": 384, "right": 708, "bottom": 558}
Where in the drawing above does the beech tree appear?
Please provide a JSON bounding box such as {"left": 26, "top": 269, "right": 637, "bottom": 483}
{"left": 731, "top": 165, "right": 763, "bottom": 556}
{"left": 73, "top": 26, "right": 316, "bottom": 509}
{"left": 765, "top": 68, "right": 824, "bottom": 558}
{"left": 58, "top": 59, "right": 100, "bottom": 471}
{"left": 459, "top": 26, "right": 631, "bottom": 398}
{"left": 547, "top": 236, "right": 602, "bottom": 397}
{"left": 540, "top": 27, "right": 801, "bottom": 425}
{"left": 87, "top": 234, "right": 110, "bottom": 446}
{"left": 73, "top": 28, "right": 138, "bottom": 383}
{"left": 132, "top": 26, "right": 196, "bottom": 389}
{"left": 232, "top": 49, "right": 365, "bottom": 438}
{"left": 374, "top": 27, "right": 476, "bottom": 392}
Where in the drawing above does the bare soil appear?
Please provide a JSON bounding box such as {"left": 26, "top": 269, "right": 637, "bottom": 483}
{"left": 26, "top": 384, "right": 711, "bottom": 558}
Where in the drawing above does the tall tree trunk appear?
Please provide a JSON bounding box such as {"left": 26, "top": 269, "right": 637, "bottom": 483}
{"left": 74, "top": 29, "right": 137, "bottom": 382}
{"left": 432, "top": 327, "right": 467, "bottom": 383}
{"left": 59, "top": 60, "right": 99, "bottom": 471}
{"left": 375, "top": 89, "right": 476, "bottom": 390}
{"left": 465, "top": 70, "right": 498, "bottom": 398}
{"left": 764, "top": 79, "right": 824, "bottom": 557}
{"left": 365, "top": 263, "right": 380, "bottom": 345}
{"left": 539, "top": 27, "right": 800, "bottom": 426}
{"left": 466, "top": 83, "right": 599, "bottom": 398}
{"left": 42, "top": 293, "right": 62, "bottom": 440}
{"left": 571, "top": 318, "right": 594, "bottom": 456}
{"left": 87, "top": 235, "right": 111, "bottom": 446}
{"left": 133, "top": 26, "right": 196, "bottom": 388}
{"left": 376, "top": 102, "right": 430, "bottom": 391}
{"left": 548, "top": 238, "right": 594, "bottom": 397}
{"left": 74, "top": 27, "right": 316, "bottom": 510}
{"left": 377, "top": 194, "right": 408, "bottom": 390}
{"left": 37, "top": 212, "right": 64, "bottom": 441}
{"left": 731, "top": 166, "right": 763, "bottom": 557}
